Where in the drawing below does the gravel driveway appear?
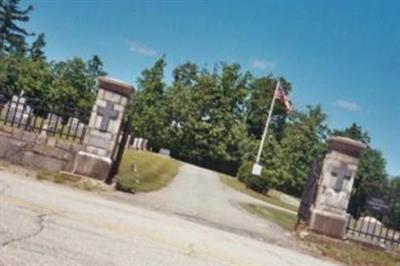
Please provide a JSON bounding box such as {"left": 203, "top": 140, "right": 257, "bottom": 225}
{"left": 107, "top": 163, "right": 298, "bottom": 248}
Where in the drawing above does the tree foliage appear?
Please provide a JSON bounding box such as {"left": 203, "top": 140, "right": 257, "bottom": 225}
{"left": 0, "top": 1, "right": 391, "bottom": 202}
{"left": 130, "top": 58, "right": 327, "bottom": 188}
{"left": 0, "top": 0, "right": 33, "bottom": 55}
{"left": 131, "top": 57, "right": 168, "bottom": 152}
{"left": 333, "top": 123, "right": 388, "bottom": 217}
{"left": 0, "top": 1, "right": 108, "bottom": 121}
{"left": 29, "top": 32, "right": 45, "bottom": 61}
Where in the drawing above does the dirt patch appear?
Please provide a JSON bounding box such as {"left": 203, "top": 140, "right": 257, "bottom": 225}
{"left": 0, "top": 160, "right": 112, "bottom": 192}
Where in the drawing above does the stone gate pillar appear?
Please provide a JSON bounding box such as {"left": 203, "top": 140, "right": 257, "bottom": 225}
{"left": 309, "top": 136, "right": 367, "bottom": 239}
{"left": 72, "top": 77, "right": 134, "bottom": 180}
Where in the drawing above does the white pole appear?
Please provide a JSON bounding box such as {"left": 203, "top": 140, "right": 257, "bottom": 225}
{"left": 255, "top": 81, "right": 280, "bottom": 164}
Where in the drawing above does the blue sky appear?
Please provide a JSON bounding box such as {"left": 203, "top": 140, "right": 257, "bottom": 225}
{"left": 26, "top": 0, "right": 399, "bottom": 176}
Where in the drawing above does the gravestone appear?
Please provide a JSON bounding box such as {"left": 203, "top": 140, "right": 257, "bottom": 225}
{"left": 136, "top": 138, "right": 143, "bottom": 150}
{"left": 125, "top": 134, "right": 132, "bottom": 149}
{"left": 43, "top": 113, "right": 61, "bottom": 134}
{"left": 142, "top": 139, "right": 148, "bottom": 150}
{"left": 356, "top": 216, "right": 382, "bottom": 238}
{"left": 7, "top": 95, "right": 31, "bottom": 127}
{"left": 159, "top": 148, "right": 171, "bottom": 157}
{"left": 132, "top": 137, "right": 147, "bottom": 150}
{"left": 132, "top": 137, "right": 138, "bottom": 149}
{"left": 72, "top": 77, "right": 134, "bottom": 180}
{"left": 68, "top": 117, "right": 85, "bottom": 137}
{"left": 309, "top": 136, "right": 367, "bottom": 239}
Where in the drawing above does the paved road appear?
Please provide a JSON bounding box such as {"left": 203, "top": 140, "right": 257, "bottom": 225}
{"left": 108, "top": 163, "right": 296, "bottom": 247}
{"left": 0, "top": 168, "right": 336, "bottom": 266}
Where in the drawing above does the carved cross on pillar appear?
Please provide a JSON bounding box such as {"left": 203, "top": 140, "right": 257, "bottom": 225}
{"left": 97, "top": 101, "right": 119, "bottom": 132}
{"left": 331, "top": 162, "right": 353, "bottom": 192}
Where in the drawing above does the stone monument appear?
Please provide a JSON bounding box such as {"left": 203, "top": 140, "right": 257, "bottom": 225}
{"left": 309, "top": 136, "right": 367, "bottom": 239}
{"left": 72, "top": 77, "right": 134, "bottom": 180}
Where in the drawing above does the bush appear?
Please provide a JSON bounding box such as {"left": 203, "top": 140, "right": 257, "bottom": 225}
{"left": 237, "top": 160, "right": 269, "bottom": 194}
{"left": 237, "top": 160, "right": 253, "bottom": 182}
{"left": 244, "top": 175, "right": 269, "bottom": 194}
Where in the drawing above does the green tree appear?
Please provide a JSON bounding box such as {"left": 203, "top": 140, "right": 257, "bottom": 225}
{"left": 164, "top": 62, "right": 198, "bottom": 159}
{"left": 0, "top": 0, "right": 33, "bottom": 54}
{"left": 241, "top": 136, "right": 288, "bottom": 194}
{"left": 0, "top": 53, "right": 20, "bottom": 95}
{"left": 86, "top": 54, "right": 107, "bottom": 91}
{"left": 238, "top": 105, "right": 328, "bottom": 196}
{"left": 246, "top": 77, "right": 291, "bottom": 140}
{"left": 332, "top": 122, "right": 371, "bottom": 144}
{"left": 386, "top": 177, "right": 400, "bottom": 229}
{"left": 14, "top": 57, "right": 52, "bottom": 108}
{"left": 50, "top": 57, "right": 97, "bottom": 121}
{"left": 131, "top": 57, "right": 168, "bottom": 152}
{"left": 332, "top": 123, "right": 388, "bottom": 217}
{"left": 277, "top": 105, "right": 328, "bottom": 196}
{"left": 163, "top": 62, "right": 252, "bottom": 174}
{"left": 29, "top": 32, "right": 46, "bottom": 61}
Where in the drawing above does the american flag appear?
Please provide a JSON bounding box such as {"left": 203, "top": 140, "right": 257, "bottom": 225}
{"left": 275, "top": 81, "right": 292, "bottom": 112}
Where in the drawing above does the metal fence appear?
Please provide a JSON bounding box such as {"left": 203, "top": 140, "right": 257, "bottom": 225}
{"left": 0, "top": 90, "right": 89, "bottom": 143}
{"left": 347, "top": 216, "right": 400, "bottom": 247}
{"left": 346, "top": 181, "right": 400, "bottom": 248}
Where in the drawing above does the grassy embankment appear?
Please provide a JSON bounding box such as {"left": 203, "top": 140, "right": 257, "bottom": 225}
{"left": 116, "top": 150, "right": 181, "bottom": 193}
{"left": 304, "top": 234, "right": 400, "bottom": 266}
{"left": 219, "top": 173, "right": 299, "bottom": 230}
{"left": 219, "top": 173, "right": 299, "bottom": 212}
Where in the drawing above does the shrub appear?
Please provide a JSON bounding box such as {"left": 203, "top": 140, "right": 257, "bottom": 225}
{"left": 237, "top": 160, "right": 269, "bottom": 194}
{"left": 244, "top": 174, "right": 269, "bottom": 194}
{"left": 237, "top": 160, "right": 253, "bottom": 182}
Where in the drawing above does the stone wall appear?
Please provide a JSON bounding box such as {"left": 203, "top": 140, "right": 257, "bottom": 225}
{"left": 0, "top": 126, "right": 84, "bottom": 172}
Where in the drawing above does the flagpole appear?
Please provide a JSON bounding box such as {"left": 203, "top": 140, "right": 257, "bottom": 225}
{"left": 255, "top": 81, "right": 280, "bottom": 164}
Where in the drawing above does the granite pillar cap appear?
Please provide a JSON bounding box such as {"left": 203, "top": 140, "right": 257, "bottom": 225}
{"left": 327, "top": 136, "right": 367, "bottom": 158}
{"left": 98, "top": 76, "right": 135, "bottom": 97}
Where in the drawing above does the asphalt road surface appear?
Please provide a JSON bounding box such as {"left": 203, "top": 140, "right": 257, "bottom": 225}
{"left": 0, "top": 167, "right": 337, "bottom": 266}
{"left": 108, "top": 163, "right": 297, "bottom": 247}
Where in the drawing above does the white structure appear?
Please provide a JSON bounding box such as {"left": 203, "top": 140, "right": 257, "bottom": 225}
{"left": 310, "top": 136, "right": 367, "bottom": 239}
{"left": 73, "top": 77, "right": 134, "bottom": 180}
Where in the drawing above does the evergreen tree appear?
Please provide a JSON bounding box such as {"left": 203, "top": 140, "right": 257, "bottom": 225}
{"left": 87, "top": 55, "right": 107, "bottom": 80}
{"left": 29, "top": 32, "right": 46, "bottom": 61}
{"left": 86, "top": 54, "right": 107, "bottom": 92}
{"left": 332, "top": 122, "right": 371, "bottom": 144}
{"left": 0, "top": 0, "right": 33, "bottom": 54}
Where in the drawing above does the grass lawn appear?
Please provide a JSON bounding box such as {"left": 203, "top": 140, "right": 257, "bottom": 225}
{"left": 219, "top": 173, "right": 298, "bottom": 212}
{"left": 116, "top": 150, "right": 181, "bottom": 193}
{"left": 304, "top": 234, "right": 400, "bottom": 266}
{"left": 240, "top": 203, "right": 298, "bottom": 231}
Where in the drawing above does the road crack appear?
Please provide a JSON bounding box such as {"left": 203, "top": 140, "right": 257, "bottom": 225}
{"left": 1, "top": 213, "right": 50, "bottom": 249}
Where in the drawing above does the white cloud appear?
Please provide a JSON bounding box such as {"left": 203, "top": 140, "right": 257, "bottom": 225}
{"left": 251, "top": 59, "right": 275, "bottom": 71}
{"left": 334, "top": 99, "right": 362, "bottom": 112}
{"left": 129, "top": 41, "right": 157, "bottom": 57}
